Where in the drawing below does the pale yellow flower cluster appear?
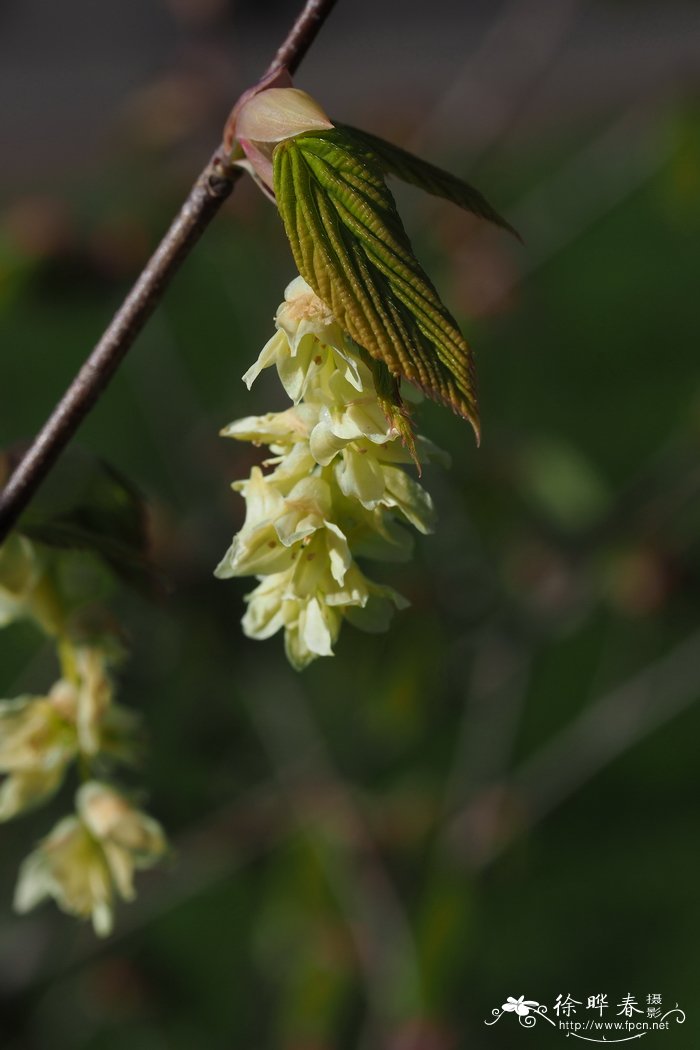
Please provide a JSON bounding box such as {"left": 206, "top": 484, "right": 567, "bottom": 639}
{"left": 216, "top": 277, "right": 443, "bottom": 669}
{"left": 0, "top": 534, "right": 165, "bottom": 935}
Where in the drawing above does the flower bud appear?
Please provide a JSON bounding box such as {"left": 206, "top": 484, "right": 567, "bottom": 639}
{"left": 235, "top": 88, "right": 333, "bottom": 146}
{"left": 232, "top": 87, "right": 333, "bottom": 194}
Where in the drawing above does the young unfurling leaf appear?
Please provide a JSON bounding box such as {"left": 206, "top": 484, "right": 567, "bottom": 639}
{"left": 337, "top": 124, "right": 520, "bottom": 240}
{"left": 273, "top": 129, "right": 482, "bottom": 437}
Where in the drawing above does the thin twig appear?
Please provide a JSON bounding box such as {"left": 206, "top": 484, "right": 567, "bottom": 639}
{"left": 0, "top": 0, "right": 338, "bottom": 544}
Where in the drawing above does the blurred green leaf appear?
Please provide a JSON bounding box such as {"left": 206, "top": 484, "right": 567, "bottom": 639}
{"left": 3, "top": 446, "right": 162, "bottom": 597}
{"left": 518, "top": 438, "right": 611, "bottom": 530}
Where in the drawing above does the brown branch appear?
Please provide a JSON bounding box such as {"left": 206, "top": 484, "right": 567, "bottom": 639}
{"left": 0, "top": 0, "right": 338, "bottom": 544}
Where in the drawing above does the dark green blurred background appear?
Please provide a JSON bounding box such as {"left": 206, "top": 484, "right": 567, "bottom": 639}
{"left": 2, "top": 0, "right": 700, "bottom": 1047}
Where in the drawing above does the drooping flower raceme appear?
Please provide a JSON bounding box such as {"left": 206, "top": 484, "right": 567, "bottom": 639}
{"left": 216, "top": 276, "right": 445, "bottom": 670}
{"left": 0, "top": 531, "right": 164, "bottom": 935}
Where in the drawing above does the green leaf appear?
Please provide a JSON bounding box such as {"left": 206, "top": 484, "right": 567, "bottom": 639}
{"left": 338, "top": 124, "right": 520, "bottom": 240}
{"left": 273, "top": 129, "right": 480, "bottom": 436}
{"left": 2, "top": 446, "right": 161, "bottom": 597}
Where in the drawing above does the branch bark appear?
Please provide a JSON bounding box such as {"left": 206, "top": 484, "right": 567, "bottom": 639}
{"left": 0, "top": 0, "right": 338, "bottom": 544}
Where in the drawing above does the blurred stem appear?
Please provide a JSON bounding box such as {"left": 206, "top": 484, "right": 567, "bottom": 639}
{"left": 57, "top": 636, "right": 79, "bottom": 684}
{"left": 0, "top": 0, "right": 339, "bottom": 544}
{"left": 29, "top": 574, "right": 67, "bottom": 639}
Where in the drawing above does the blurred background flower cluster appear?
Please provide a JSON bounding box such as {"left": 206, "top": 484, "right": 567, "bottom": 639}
{"left": 1, "top": 0, "right": 699, "bottom": 1046}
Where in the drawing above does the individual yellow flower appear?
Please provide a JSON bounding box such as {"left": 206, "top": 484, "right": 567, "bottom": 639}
{"left": 243, "top": 277, "right": 364, "bottom": 401}
{"left": 78, "top": 781, "right": 167, "bottom": 906}
{"left": 0, "top": 686, "right": 77, "bottom": 821}
{"left": 0, "top": 647, "right": 138, "bottom": 821}
{"left": 14, "top": 781, "right": 166, "bottom": 936}
{"left": 14, "top": 814, "right": 114, "bottom": 934}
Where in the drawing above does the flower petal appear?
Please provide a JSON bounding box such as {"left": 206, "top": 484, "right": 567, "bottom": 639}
{"left": 0, "top": 767, "right": 65, "bottom": 822}
{"left": 300, "top": 596, "right": 336, "bottom": 657}
{"left": 336, "top": 447, "right": 386, "bottom": 508}
{"left": 241, "top": 330, "right": 287, "bottom": 390}
{"left": 381, "top": 466, "right": 436, "bottom": 534}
